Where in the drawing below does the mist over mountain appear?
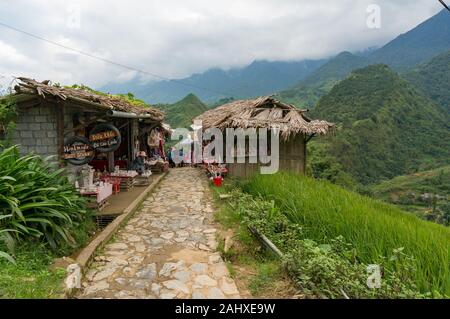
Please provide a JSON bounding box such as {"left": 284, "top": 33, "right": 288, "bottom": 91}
{"left": 371, "top": 9, "right": 450, "bottom": 70}
{"left": 278, "top": 9, "right": 450, "bottom": 108}
{"left": 101, "top": 60, "right": 325, "bottom": 104}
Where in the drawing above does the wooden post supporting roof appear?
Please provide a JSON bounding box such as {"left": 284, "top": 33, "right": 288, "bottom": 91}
{"left": 56, "top": 101, "right": 65, "bottom": 162}
{"left": 107, "top": 152, "right": 114, "bottom": 172}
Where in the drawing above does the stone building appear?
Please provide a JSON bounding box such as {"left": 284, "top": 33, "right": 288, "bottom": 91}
{"left": 6, "top": 77, "right": 165, "bottom": 173}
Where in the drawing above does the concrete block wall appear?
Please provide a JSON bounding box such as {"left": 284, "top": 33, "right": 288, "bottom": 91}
{"left": 12, "top": 105, "right": 59, "bottom": 156}
{"left": 12, "top": 105, "right": 75, "bottom": 158}
{"left": 11, "top": 104, "right": 90, "bottom": 183}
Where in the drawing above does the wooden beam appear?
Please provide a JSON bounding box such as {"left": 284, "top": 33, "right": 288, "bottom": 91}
{"left": 107, "top": 152, "right": 114, "bottom": 172}
{"left": 56, "top": 101, "right": 65, "bottom": 161}
{"left": 248, "top": 226, "right": 283, "bottom": 258}
{"left": 16, "top": 98, "right": 42, "bottom": 110}
{"left": 138, "top": 122, "right": 159, "bottom": 136}
{"left": 305, "top": 133, "right": 315, "bottom": 143}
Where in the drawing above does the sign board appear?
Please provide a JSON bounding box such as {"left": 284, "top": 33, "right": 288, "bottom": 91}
{"left": 63, "top": 123, "right": 122, "bottom": 165}
{"left": 89, "top": 123, "right": 121, "bottom": 153}
{"left": 63, "top": 136, "right": 95, "bottom": 166}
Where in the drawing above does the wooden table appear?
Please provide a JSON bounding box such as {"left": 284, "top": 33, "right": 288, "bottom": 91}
{"left": 104, "top": 172, "right": 138, "bottom": 192}
{"left": 79, "top": 183, "right": 113, "bottom": 211}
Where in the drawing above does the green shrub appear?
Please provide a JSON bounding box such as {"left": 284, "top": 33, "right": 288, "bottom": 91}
{"left": 0, "top": 145, "right": 90, "bottom": 261}
{"left": 0, "top": 96, "right": 16, "bottom": 142}
{"left": 242, "top": 172, "right": 450, "bottom": 295}
{"left": 227, "top": 189, "right": 303, "bottom": 251}
{"left": 226, "top": 187, "right": 428, "bottom": 298}
{"left": 0, "top": 96, "right": 16, "bottom": 126}
{"left": 283, "top": 238, "right": 424, "bottom": 299}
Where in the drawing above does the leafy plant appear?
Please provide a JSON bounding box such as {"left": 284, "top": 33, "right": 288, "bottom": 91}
{"left": 225, "top": 186, "right": 430, "bottom": 298}
{"left": 0, "top": 96, "right": 16, "bottom": 140}
{"left": 241, "top": 172, "right": 450, "bottom": 296}
{"left": 0, "top": 232, "right": 15, "bottom": 264}
{"left": 283, "top": 238, "right": 424, "bottom": 299}
{"left": 0, "top": 145, "right": 90, "bottom": 261}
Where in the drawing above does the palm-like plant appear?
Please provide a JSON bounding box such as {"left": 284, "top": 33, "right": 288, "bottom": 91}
{"left": 0, "top": 145, "right": 89, "bottom": 262}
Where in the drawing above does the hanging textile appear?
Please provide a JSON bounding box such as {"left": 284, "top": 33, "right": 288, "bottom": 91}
{"left": 147, "top": 129, "right": 160, "bottom": 148}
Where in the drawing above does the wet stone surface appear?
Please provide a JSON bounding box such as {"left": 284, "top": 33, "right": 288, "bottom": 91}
{"left": 79, "top": 167, "right": 241, "bottom": 299}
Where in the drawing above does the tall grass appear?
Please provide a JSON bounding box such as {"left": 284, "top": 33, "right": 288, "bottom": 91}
{"left": 242, "top": 172, "right": 450, "bottom": 295}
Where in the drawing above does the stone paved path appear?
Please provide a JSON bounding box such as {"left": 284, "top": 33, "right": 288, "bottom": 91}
{"left": 79, "top": 167, "right": 241, "bottom": 299}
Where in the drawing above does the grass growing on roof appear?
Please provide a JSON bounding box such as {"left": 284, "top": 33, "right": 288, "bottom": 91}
{"left": 242, "top": 172, "right": 450, "bottom": 295}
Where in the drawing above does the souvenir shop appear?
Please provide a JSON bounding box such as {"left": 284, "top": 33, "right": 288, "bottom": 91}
{"left": 10, "top": 77, "right": 170, "bottom": 213}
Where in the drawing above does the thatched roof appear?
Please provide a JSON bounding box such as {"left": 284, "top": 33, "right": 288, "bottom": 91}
{"left": 194, "top": 96, "right": 334, "bottom": 139}
{"left": 12, "top": 77, "right": 164, "bottom": 121}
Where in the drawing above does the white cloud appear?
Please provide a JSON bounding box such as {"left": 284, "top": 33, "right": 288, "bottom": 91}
{"left": 0, "top": 0, "right": 444, "bottom": 89}
{"left": 0, "top": 41, "right": 34, "bottom": 66}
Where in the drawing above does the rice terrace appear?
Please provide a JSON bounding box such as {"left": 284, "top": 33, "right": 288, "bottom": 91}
{"left": 0, "top": 0, "right": 449, "bottom": 314}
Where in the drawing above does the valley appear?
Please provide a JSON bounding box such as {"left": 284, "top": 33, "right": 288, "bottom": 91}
{"left": 145, "top": 9, "right": 450, "bottom": 227}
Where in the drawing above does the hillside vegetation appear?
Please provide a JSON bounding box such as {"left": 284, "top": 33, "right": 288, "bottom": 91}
{"left": 370, "top": 166, "right": 450, "bottom": 225}
{"left": 310, "top": 64, "right": 450, "bottom": 185}
{"left": 404, "top": 50, "right": 450, "bottom": 112}
{"left": 241, "top": 172, "right": 450, "bottom": 296}
{"left": 156, "top": 93, "right": 208, "bottom": 129}
{"left": 278, "top": 52, "right": 370, "bottom": 107}
{"left": 372, "top": 166, "right": 450, "bottom": 200}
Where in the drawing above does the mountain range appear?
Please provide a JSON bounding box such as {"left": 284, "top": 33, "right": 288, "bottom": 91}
{"left": 102, "top": 60, "right": 325, "bottom": 104}
{"left": 278, "top": 10, "right": 450, "bottom": 108}
{"left": 101, "top": 9, "right": 450, "bottom": 105}
{"left": 277, "top": 52, "right": 371, "bottom": 108}
{"left": 370, "top": 9, "right": 450, "bottom": 69}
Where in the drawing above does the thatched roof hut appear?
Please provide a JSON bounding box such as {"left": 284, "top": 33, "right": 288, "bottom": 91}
{"left": 6, "top": 77, "right": 166, "bottom": 170}
{"left": 194, "top": 96, "right": 334, "bottom": 140}
{"left": 194, "top": 96, "right": 335, "bottom": 177}
{"left": 12, "top": 77, "right": 164, "bottom": 121}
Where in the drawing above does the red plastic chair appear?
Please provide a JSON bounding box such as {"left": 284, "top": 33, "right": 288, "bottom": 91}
{"left": 110, "top": 178, "right": 121, "bottom": 194}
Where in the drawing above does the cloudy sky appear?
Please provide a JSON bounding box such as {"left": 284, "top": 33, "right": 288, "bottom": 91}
{"left": 0, "top": 0, "right": 444, "bottom": 90}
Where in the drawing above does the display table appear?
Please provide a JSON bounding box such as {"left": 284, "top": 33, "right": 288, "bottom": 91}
{"left": 104, "top": 171, "right": 138, "bottom": 191}
{"left": 89, "top": 159, "right": 127, "bottom": 171}
{"left": 79, "top": 182, "right": 113, "bottom": 211}
{"left": 148, "top": 160, "right": 169, "bottom": 173}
